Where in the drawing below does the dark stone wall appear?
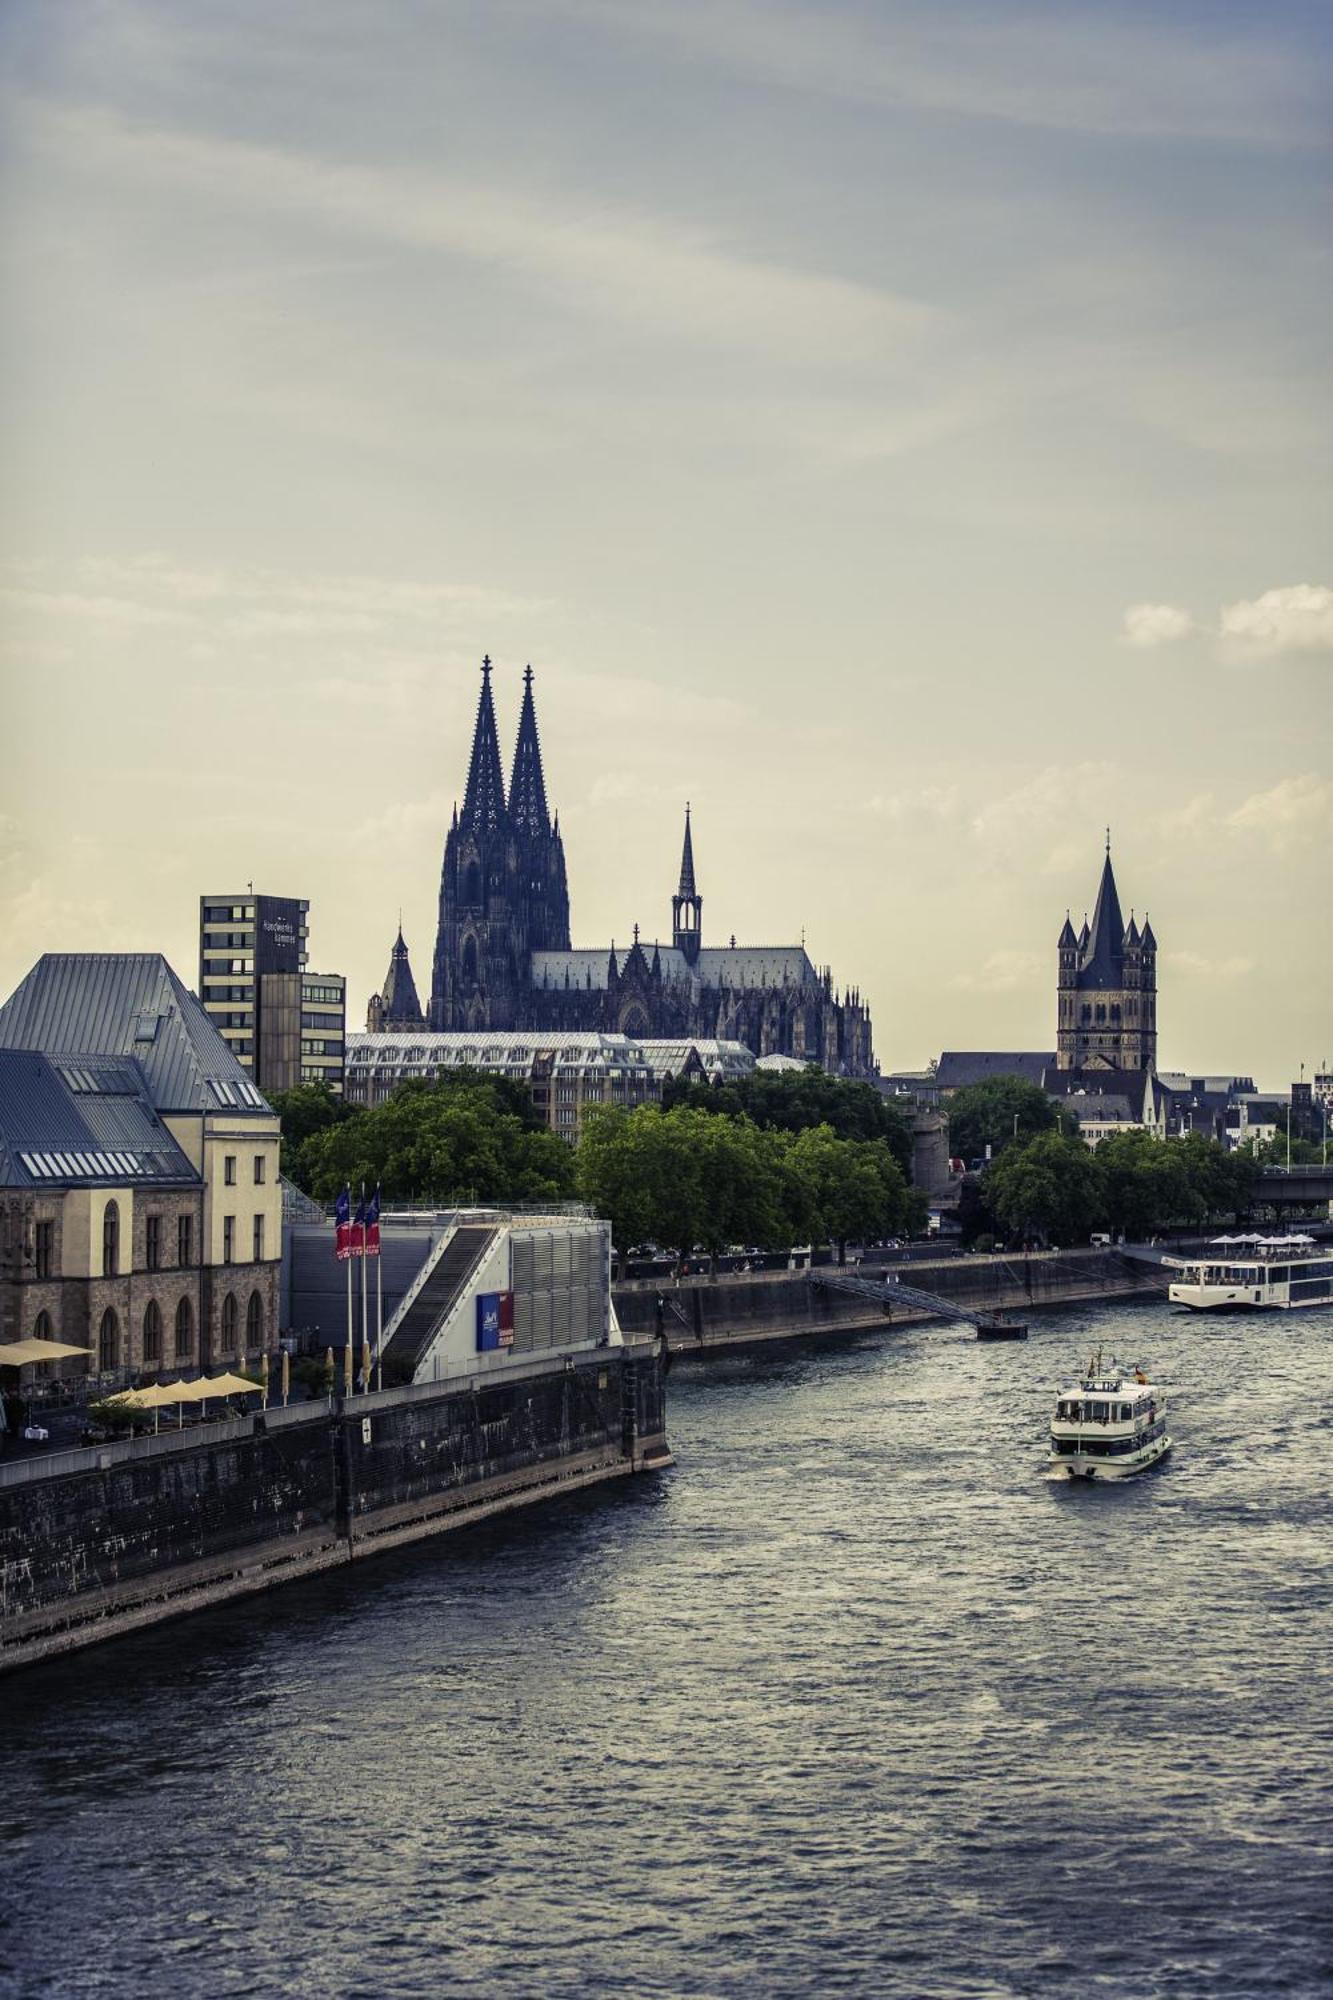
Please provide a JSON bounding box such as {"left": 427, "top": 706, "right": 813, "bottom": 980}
{"left": 0, "top": 1343, "right": 666, "bottom": 1663}
{"left": 614, "top": 1250, "right": 1165, "bottom": 1354}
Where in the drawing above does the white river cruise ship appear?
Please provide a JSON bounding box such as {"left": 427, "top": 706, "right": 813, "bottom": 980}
{"left": 1164, "top": 1235, "right": 1333, "bottom": 1312}
{"left": 1048, "top": 1354, "right": 1170, "bottom": 1481}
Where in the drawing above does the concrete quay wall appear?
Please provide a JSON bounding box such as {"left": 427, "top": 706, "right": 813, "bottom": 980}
{"left": 614, "top": 1249, "right": 1166, "bottom": 1357}
{"left": 0, "top": 1344, "right": 668, "bottom": 1676}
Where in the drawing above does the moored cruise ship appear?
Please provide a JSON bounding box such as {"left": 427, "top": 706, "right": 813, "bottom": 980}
{"left": 1048, "top": 1353, "right": 1170, "bottom": 1481}
{"left": 1164, "top": 1235, "right": 1333, "bottom": 1312}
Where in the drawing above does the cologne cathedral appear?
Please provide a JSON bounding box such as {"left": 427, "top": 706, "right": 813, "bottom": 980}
{"left": 367, "top": 657, "right": 875, "bottom": 1076}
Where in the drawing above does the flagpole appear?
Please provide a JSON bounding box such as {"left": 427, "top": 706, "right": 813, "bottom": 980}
{"left": 359, "top": 1180, "right": 369, "bottom": 1392}
{"left": 375, "top": 1222, "right": 383, "bottom": 1391}
{"left": 344, "top": 1183, "right": 352, "bottom": 1393}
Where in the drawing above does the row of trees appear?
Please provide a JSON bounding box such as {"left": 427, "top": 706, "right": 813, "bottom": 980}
{"left": 576, "top": 1104, "right": 922, "bottom": 1258}
{"left": 274, "top": 1071, "right": 921, "bottom": 1254}
{"left": 271, "top": 1076, "right": 576, "bottom": 1207}
{"left": 977, "top": 1128, "right": 1258, "bottom": 1245}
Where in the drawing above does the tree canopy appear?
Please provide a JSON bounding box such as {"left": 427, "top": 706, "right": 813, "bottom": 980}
{"left": 279, "top": 1073, "right": 575, "bottom": 1206}
{"left": 982, "top": 1128, "right": 1257, "bottom": 1244}
{"left": 945, "top": 1076, "right": 1068, "bottom": 1164}
{"left": 575, "top": 1103, "right": 921, "bottom": 1255}
{"left": 662, "top": 1067, "right": 913, "bottom": 1175}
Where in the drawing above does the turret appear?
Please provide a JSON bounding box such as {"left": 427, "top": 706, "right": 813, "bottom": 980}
{"left": 672, "top": 804, "right": 703, "bottom": 965}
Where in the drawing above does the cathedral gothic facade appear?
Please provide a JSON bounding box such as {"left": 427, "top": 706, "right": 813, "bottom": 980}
{"left": 371, "top": 658, "right": 875, "bottom": 1076}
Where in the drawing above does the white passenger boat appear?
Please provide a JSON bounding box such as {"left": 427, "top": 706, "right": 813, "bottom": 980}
{"left": 1048, "top": 1352, "right": 1170, "bottom": 1481}
{"left": 1164, "top": 1234, "right": 1333, "bottom": 1312}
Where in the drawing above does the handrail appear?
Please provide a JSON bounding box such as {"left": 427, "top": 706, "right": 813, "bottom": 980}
{"left": 377, "top": 1218, "right": 461, "bottom": 1348}
{"left": 415, "top": 1229, "right": 503, "bottom": 1374}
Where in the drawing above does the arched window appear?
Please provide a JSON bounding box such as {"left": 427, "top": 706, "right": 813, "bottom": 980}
{"left": 463, "top": 859, "right": 482, "bottom": 906}
{"left": 143, "top": 1299, "right": 162, "bottom": 1365}
{"left": 221, "top": 1292, "right": 238, "bottom": 1352}
{"left": 99, "top": 1307, "right": 119, "bottom": 1371}
{"left": 33, "top": 1309, "right": 53, "bottom": 1342}
{"left": 102, "top": 1201, "right": 120, "bottom": 1277}
{"left": 461, "top": 935, "right": 479, "bottom": 985}
{"left": 246, "top": 1291, "right": 264, "bottom": 1351}
{"left": 175, "top": 1296, "right": 194, "bottom": 1359}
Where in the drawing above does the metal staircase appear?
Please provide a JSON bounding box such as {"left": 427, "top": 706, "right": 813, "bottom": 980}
{"left": 380, "top": 1223, "right": 499, "bottom": 1376}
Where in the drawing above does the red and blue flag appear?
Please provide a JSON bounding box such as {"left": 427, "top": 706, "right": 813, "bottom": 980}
{"left": 334, "top": 1187, "right": 353, "bottom": 1261}
{"left": 364, "top": 1186, "right": 381, "bottom": 1257}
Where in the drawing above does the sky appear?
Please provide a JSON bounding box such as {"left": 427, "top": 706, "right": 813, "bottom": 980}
{"left": 1, "top": 0, "right": 1329, "bottom": 1087}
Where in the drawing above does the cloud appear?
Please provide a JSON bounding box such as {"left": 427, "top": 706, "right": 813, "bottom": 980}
{"left": 971, "top": 762, "right": 1117, "bottom": 858}
{"left": 1219, "top": 584, "right": 1333, "bottom": 658}
{"left": 1122, "top": 602, "right": 1195, "bottom": 648}
{"left": 948, "top": 949, "right": 1042, "bottom": 994}
{"left": 550, "top": 0, "right": 1324, "bottom": 148}
{"left": 1120, "top": 584, "right": 1333, "bottom": 659}
{"left": 1165, "top": 950, "right": 1256, "bottom": 982}
{"left": 25, "top": 100, "right": 932, "bottom": 370}
{"left": 1227, "top": 774, "right": 1330, "bottom": 851}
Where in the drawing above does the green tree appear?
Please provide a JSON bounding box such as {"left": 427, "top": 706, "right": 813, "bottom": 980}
{"left": 269, "top": 1081, "right": 354, "bottom": 1184}
{"left": 1095, "top": 1130, "right": 1200, "bottom": 1237}
{"left": 782, "top": 1124, "right": 917, "bottom": 1259}
{"left": 662, "top": 1067, "right": 913, "bottom": 1177}
{"left": 294, "top": 1074, "right": 574, "bottom": 1206}
{"left": 1173, "top": 1134, "right": 1257, "bottom": 1224}
{"left": 984, "top": 1130, "right": 1107, "bottom": 1245}
{"left": 946, "top": 1076, "right": 1069, "bottom": 1164}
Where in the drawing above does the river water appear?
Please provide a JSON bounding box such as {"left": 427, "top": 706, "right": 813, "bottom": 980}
{"left": 3, "top": 1298, "right": 1331, "bottom": 1999}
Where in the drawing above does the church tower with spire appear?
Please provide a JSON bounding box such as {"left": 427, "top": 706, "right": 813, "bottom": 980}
{"left": 430, "top": 656, "right": 522, "bottom": 1029}
{"left": 368, "top": 924, "right": 426, "bottom": 1032}
{"left": 404, "top": 655, "right": 876, "bottom": 1071}
{"left": 1056, "top": 838, "right": 1157, "bottom": 1074}
{"left": 508, "top": 664, "right": 571, "bottom": 954}
{"left": 671, "top": 804, "right": 702, "bottom": 965}
{"left": 430, "top": 658, "right": 571, "bottom": 1029}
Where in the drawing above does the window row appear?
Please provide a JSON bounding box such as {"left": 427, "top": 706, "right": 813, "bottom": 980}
{"left": 95, "top": 1291, "right": 266, "bottom": 1370}
{"left": 222, "top": 1154, "right": 268, "bottom": 1186}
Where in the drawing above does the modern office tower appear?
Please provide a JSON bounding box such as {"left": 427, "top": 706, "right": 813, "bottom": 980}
{"left": 198, "top": 894, "right": 345, "bottom": 1094}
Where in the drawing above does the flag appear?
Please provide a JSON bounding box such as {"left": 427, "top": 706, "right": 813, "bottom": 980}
{"left": 364, "top": 1185, "right": 381, "bottom": 1257}
{"left": 350, "top": 1192, "right": 367, "bottom": 1258}
{"left": 334, "top": 1187, "right": 353, "bottom": 1261}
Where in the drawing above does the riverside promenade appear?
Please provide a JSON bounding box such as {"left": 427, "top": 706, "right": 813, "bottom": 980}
{"left": 613, "top": 1246, "right": 1169, "bottom": 1358}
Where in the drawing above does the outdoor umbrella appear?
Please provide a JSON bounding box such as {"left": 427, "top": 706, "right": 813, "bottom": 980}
{"left": 281, "top": 1349, "right": 290, "bottom": 1408}
{"left": 362, "top": 1338, "right": 372, "bottom": 1394}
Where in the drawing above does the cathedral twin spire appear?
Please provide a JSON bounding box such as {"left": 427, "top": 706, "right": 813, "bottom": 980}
{"left": 458, "top": 655, "right": 553, "bottom": 840}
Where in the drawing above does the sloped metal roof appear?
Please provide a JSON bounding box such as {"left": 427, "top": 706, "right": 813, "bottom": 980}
{"left": 0, "top": 954, "right": 273, "bottom": 1115}
{"left": 0, "top": 1050, "right": 198, "bottom": 1189}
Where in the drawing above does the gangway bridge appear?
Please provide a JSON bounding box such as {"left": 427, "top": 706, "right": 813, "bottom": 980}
{"left": 810, "top": 1268, "right": 1020, "bottom": 1335}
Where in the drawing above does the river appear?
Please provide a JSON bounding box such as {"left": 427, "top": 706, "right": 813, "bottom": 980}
{"left": 3, "top": 1298, "right": 1330, "bottom": 1998}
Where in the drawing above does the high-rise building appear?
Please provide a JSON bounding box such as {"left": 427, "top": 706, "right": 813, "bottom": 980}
{"left": 198, "top": 893, "right": 346, "bottom": 1094}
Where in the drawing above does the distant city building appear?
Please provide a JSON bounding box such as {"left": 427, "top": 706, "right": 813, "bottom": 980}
{"left": 344, "top": 1030, "right": 756, "bottom": 1141}
{"left": 1056, "top": 841, "right": 1157, "bottom": 1074}
{"left": 198, "top": 892, "right": 346, "bottom": 1094}
{"left": 0, "top": 954, "right": 283, "bottom": 1376}
{"left": 375, "top": 658, "right": 874, "bottom": 1074}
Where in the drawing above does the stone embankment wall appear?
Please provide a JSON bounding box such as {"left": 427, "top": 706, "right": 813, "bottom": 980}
{"left": 0, "top": 1343, "right": 668, "bottom": 1675}
{"left": 615, "top": 1249, "right": 1166, "bottom": 1358}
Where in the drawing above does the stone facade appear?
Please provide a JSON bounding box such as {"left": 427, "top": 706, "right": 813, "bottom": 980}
{"left": 398, "top": 659, "right": 875, "bottom": 1075}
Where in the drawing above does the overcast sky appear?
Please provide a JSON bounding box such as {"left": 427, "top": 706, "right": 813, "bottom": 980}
{"left": 2, "top": 0, "right": 1329, "bottom": 1085}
